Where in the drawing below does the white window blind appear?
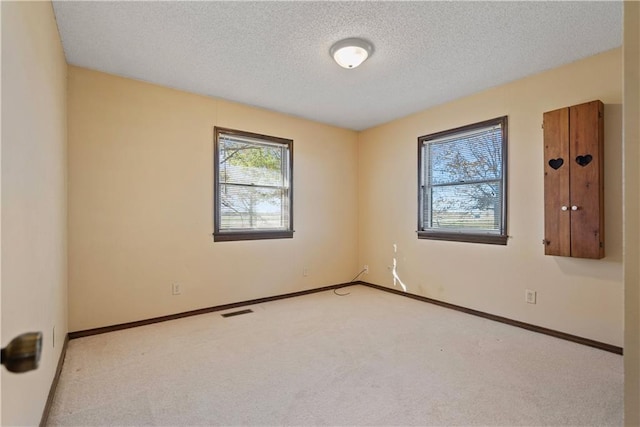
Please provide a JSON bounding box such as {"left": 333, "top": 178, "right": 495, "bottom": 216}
{"left": 217, "top": 132, "right": 291, "bottom": 233}
{"left": 418, "top": 117, "right": 507, "bottom": 244}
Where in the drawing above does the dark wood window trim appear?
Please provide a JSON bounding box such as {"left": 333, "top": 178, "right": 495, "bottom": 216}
{"left": 214, "top": 230, "right": 293, "bottom": 242}
{"left": 214, "top": 127, "right": 293, "bottom": 242}
{"left": 418, "top": 231, "right": 508, "bottom": 245}
{"left": 417, "top": 116, "right": 508, "bottom": 245}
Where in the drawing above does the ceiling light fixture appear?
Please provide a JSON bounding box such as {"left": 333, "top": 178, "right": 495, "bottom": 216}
{"left": 330, "top": 38, "right": 373, "bottom": 69}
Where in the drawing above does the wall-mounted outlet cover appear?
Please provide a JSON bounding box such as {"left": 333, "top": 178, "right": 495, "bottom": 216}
{"left": 525, "top": 289, "right": 537, "bottom": 304}
{"left": 172, "top": 283, "right": 182, "bottom": 295}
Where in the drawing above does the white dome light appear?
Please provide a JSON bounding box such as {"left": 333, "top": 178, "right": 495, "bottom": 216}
{"left": 330, "top": 38, "right": 373, "bottom": 69}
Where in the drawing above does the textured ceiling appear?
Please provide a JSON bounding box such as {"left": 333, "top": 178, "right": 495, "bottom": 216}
{"left": 52, "top": 1, "right": 622, "bottom": 131}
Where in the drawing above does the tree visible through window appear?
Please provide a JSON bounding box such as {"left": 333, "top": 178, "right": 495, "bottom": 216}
{"left": 214, "top": 127, "right": 293, "bottom": 242}
{"left": 418, "top": 116, "right": 508, "bottom": 245}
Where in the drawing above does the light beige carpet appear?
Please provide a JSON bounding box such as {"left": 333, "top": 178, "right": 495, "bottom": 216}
{"left": 47, "top": 285, "right": 623, "bottom": 426}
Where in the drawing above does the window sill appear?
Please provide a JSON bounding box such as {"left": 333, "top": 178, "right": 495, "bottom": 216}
{"left": 417, "top": 231, "right": 507, "bottom": 245}
{"left": 214, "top": 230, "right": 294, "bottom": 242}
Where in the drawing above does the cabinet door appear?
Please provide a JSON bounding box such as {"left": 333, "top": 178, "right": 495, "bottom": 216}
{"left": 543, "top": 107, "right": 571, "bottom": 256}
{"left": 569, "top": 100, "right": 604, "bottom": 259}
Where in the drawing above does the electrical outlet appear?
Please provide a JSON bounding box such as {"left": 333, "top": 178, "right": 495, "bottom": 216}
{"left": 172, "top": 283, "right": 182, "bottom": 295}
{"left": 303, "top": 267, "right": 309, "bottom": 277}
{"left": 363, "top": 265, "right": 369, "bottom": 274}
{"left": 525, "top": 289, "right": 537, "bottom": 304}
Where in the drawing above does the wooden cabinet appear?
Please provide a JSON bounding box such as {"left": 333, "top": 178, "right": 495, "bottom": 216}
{"left": 543, "top": 100, "right": 604, "bottom": 259}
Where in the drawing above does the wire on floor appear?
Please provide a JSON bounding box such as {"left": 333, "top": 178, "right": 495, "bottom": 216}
{"left": 333, "top": 268, "right": 367, "bottom": 296}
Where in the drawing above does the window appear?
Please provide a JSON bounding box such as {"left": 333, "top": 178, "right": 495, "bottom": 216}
{"left": 418, "top": 116, "right": 508, "bottom": 245}
{"left": 214, "top": 127, "right": 293, "bottom": 242}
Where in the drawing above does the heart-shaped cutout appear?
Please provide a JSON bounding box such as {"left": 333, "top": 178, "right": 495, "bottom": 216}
{"left": 576, "top": 154, "right": 593, "bottom": 167}
{"left": 548, "top": 158, "right": 564, "bottom": 170}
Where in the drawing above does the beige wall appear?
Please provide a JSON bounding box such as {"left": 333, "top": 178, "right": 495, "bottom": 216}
{"left": 358, "top": 49, "right": 623, "bottom": 346}
{"left": 624, "top": 1, "right": 640, "bottom": 424}
{"left": 67, "top": 67, "right": 359, "bottom": 331}
{"left": 0, "top": 0, "right": 633, "bottom": 422}
{"left": 70, "top": 49, "right": 624, "bottom": 343}
{"left": 1, "top": 1, "right": 68, "bottom": 425}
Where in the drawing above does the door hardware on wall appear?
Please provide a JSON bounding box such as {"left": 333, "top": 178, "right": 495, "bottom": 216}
{"left": 1, "top": 332, "right": 43, "bottom": 373}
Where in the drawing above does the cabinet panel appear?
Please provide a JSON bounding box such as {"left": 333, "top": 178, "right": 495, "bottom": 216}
{"left": 569, "top": 100, "right": 604, "bottom": 259}
{"left": 543, "top": 100, "right": 604, "bottom": 259}
{"left": 543, "top": 107, "right": 571, "bottom": 256}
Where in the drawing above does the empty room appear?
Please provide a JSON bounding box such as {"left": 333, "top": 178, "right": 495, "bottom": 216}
{"left": 2, "top": 1, "right": 640, "bottom": 425}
